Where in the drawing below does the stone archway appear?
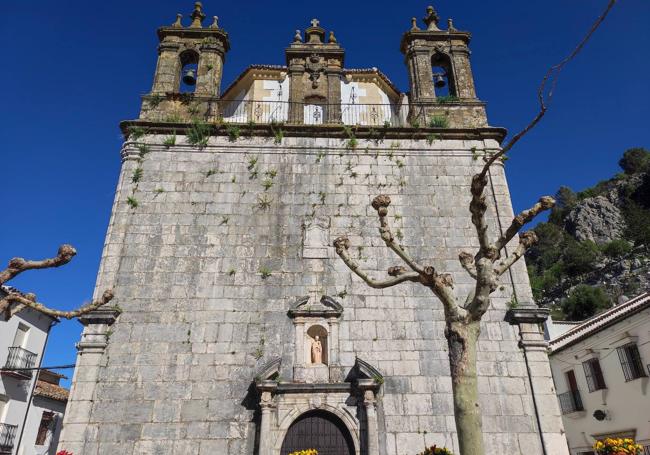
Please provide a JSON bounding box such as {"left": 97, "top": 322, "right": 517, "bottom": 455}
{"left": 280, "top": 410, "right": 355, "bottom": 455}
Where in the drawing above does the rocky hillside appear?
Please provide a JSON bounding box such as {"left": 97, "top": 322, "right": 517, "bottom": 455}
{"left": 525, "top": 148, "right": 650, "bottom": 320}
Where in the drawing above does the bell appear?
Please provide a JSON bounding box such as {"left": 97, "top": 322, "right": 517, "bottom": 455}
{"left": 182, "top": 68, "right": 197, "bottom": 86}
{"left": 434, "top": 74, "right": 446, "bottom": 88}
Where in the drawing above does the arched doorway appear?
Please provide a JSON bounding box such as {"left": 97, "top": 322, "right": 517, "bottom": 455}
{"left": 280, "top": 410, "right": 355, "bottom": 455}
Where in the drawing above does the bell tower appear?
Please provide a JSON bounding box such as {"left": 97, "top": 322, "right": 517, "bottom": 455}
{"left": 139, "top": 2, "right": 230, "bottom": 122}
{"left": 401, "top": 5, "right": 488, "bottom": 128}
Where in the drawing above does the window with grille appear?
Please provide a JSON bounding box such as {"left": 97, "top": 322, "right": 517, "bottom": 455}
{"left": 617, "top": 343, "right": 646, "bottom": 381}
{"left": 35, "top": 411, "right": 54, "bottom": 445}
{"left": 583, "top": 358, "right": 607, "bottom": 392}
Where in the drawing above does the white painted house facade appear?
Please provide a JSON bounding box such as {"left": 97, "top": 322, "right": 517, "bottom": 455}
{"left": 547, "top": 292, "right": 650, "bottom": 455}
{"left": 0, "top": 287, "right": 67, "bottom": 455}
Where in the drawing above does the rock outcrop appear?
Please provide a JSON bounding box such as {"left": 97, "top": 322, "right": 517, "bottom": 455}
{"left": 564, "top": 194, "right": 625, "bottom": 243}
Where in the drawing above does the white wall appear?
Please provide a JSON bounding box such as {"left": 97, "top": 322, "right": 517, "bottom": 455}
{"left": 0, "top": 306, "right": 54, "bottom": 455}
{"left": 549, "top": 307, "right": 650, "bottom": 454}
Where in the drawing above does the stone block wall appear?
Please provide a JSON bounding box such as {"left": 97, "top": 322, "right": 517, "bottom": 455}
{"left": 59, "top": 134, "right": 567, "bottom": 455}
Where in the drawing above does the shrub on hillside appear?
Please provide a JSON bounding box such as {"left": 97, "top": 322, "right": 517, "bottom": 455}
{"left": 561, "top": 285, "right": 610, "bottom": 321}
{"left": 562, "top": 239, "right": 601, "bottom": 276}
{"left": 600, "top": 239, "right": 632, "bottom": 258}
{"left": 619, "top": 147, "right": 650, "bottom": 175}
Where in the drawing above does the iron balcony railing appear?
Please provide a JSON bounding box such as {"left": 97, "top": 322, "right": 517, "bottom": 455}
{"left": 558, "top": 390, "right": 584, "bottom": 414}
{"left": 0, "top": 423, "right": 18, "bottom": 453}
{"left": 3, "top": 346, "right": 37, "bottom": 379}
{"left": 219, "top": 100, "right": 407, "bottom": 127}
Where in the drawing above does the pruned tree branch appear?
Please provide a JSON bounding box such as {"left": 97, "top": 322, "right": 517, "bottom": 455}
{"left": 1, "top": 289, "right": 114, "bottom": 320}
{"left": 469, "top": 174, "right": 496, "bottom": 260}
{"left": 494, "top": 231, "right": 539, "bottom": 276}
{"left": 370, "top": 195, "right": 425, "bottom": 274}
{"left": 0, "top": 245, "right": 77, "bottom": 285}
{"left": 494, "top": 196, "right": 555, "bottom": 252}
{"left": 333, "top": 236, "right": 420, "bottom": 289}
{"left": 479, "top": 0, "right": 617, "bottom": 175}
{"left": 458, "top": 251, "right": 477, "bottom": 279}
{"left": 0, "top": 244, "right": 114, "bottom": 320}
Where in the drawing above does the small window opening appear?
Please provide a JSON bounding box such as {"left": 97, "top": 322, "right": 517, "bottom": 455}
{"left": 179, "top": 50, "right": 199, "bottom": 93}
{"left": 35, "top": 411, "right": 54, "bottom": 445}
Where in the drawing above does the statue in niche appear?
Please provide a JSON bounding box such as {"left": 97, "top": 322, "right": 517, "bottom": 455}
{"left": 311, "top": 335, "right": 323, "bottom": 364}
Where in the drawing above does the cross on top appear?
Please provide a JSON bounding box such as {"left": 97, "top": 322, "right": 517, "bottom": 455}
{"left": 311, "top": 18, "right": 320, "bottom": 27}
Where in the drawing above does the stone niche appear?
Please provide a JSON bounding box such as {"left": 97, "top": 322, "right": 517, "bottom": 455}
{"left": 288, "top": 295, "right": 342, "bottom": 383}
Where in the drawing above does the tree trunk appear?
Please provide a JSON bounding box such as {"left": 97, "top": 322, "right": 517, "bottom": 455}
{"left": 446, "top": 319, "right": 482, "bottom": 455}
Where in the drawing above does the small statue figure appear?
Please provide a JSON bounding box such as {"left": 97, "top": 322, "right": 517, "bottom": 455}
{"left": 293, "top": 29, "right": 303, "bottom": 43}
{"left": 172, "top": 14, "right": 183, "bottom": 28}
{"left": 447, "top": 18, "right": 456, "bottom": 31}
{"left": 210, "top": 16, "right": 219, "bottom": 29}
{"left": 410, "top": 17, "right": 420, "bottom": 31}
{"left": 311, "top": 335, "right": 323, "bottom": 364}
{"left": 329, "top": 31, "right": 337, "bottom": 43}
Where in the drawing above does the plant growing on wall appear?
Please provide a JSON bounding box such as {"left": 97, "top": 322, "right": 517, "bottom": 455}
{"left": 333, "top": 3, "right": 615, "bottom": 454}
{"left": 416, "top": 446, "right": 454, "bottom": 455}
{"left": 0, "top": 246, "right": 114, "bottom": 320}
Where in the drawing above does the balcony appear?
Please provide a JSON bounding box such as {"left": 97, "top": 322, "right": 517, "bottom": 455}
{"left": 558, "top": 390, "right": 584, "bottom": 414}
{"left": 2, "top": 346, "right": 37, "bottom": 380}
{"left": 220, "top": 100, "right": 405, "bottom": 127}
{"left": 0, "top": 423, "right": 18, "bottom": 454}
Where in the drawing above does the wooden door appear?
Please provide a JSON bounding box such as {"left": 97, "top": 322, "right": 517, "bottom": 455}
{"left": 281, "top": 411, "right": 354, "bottom": 455}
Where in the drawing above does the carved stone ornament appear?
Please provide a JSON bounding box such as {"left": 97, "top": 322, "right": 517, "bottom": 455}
{"left": 306, "top": 54, "right": 324, "bottom": 88}
{"left": 288, "top": 295, "right": 343, "bottom": 319}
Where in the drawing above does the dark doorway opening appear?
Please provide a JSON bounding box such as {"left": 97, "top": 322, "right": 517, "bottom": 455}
{"left": 280, "top": 410, "right": 355, "bottom": 455}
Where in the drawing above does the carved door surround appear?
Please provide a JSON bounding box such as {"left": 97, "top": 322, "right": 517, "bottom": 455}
{"left": 254, "top": 357, "right": 383, "bottom": 455}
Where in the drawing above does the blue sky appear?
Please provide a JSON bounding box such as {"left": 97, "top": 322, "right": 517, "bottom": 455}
{"left": 1, "top": 0, "right": 648, "bottom": 386}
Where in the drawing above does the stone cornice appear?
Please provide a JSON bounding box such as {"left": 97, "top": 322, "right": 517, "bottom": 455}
{"left": 120, "top": 119, "right": 507, "bottom": 143}
{"left": 505, "top": 305, "right": 550, "bottom": 325}
{"left": 400, "top": 30, "right": 471, "bottom": 54}
{"left": 78, "top": 306, "right": 121, "bottom": 327}
{"left": 157, "top": 27, "right": 230, "bottom": 52}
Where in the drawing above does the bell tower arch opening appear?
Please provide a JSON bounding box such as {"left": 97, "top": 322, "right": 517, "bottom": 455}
{"left": 280, "top": 410, "right": 355, "bottom": 455}
{"left": 431, "top": 52, "right": 456, "bottom": 98}
{"left": 179, "top": 49, "right": 200, "bottom": 93}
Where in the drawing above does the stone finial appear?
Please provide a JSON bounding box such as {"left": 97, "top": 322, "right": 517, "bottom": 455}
{"left": 190, "top": 1, "right": 206, "bottom": 28}
{"left": 305, "top": 18, "right": 324, "bottom": 44}
{"left": 447, "top": 18, "right": 456, "bottom": 31}
{"left": 293, "top": 29, "right": 303, "bottom": 43}
{"left": 328, "top": 30, "right": 337, "bottom": 43}
{"left": 423, "top": 5, "right": 441, "bottom": 31}
{"left": 210, "top": 16, "right": 219, "bottom": 29}
{"left": 410, "top": 17, "right": 420, "bottom": 31}
{"left": 172, "top": 14, "right": 183, "bottom": 28}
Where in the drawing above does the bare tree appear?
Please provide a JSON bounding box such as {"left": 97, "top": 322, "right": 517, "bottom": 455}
{"left": 0, "top": 244, "right": 113, "bottom": 320}
{"left": 334, "top": 2, "right": 617, "bottom": 454}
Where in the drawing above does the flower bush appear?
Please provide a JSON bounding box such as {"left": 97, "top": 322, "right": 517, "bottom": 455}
{"left": 288, "top": 450, "right": 318, "bottom": 455}
{"left": 594, "top": 438, "right": 643, "bottom": 454}
{"left": 416, "top": 446, "right": 454, "bottom": 455}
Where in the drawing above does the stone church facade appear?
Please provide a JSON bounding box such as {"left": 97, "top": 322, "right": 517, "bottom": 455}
{"left": 59, "top": 3, "right": 568, "bottom": 455}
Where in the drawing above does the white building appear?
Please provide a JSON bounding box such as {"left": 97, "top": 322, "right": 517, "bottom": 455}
{"left": 547, "top": 292, "right": 650, "bottom": 455}
{"left": 0, "top": 287, "right": 67, "bottom": 455}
